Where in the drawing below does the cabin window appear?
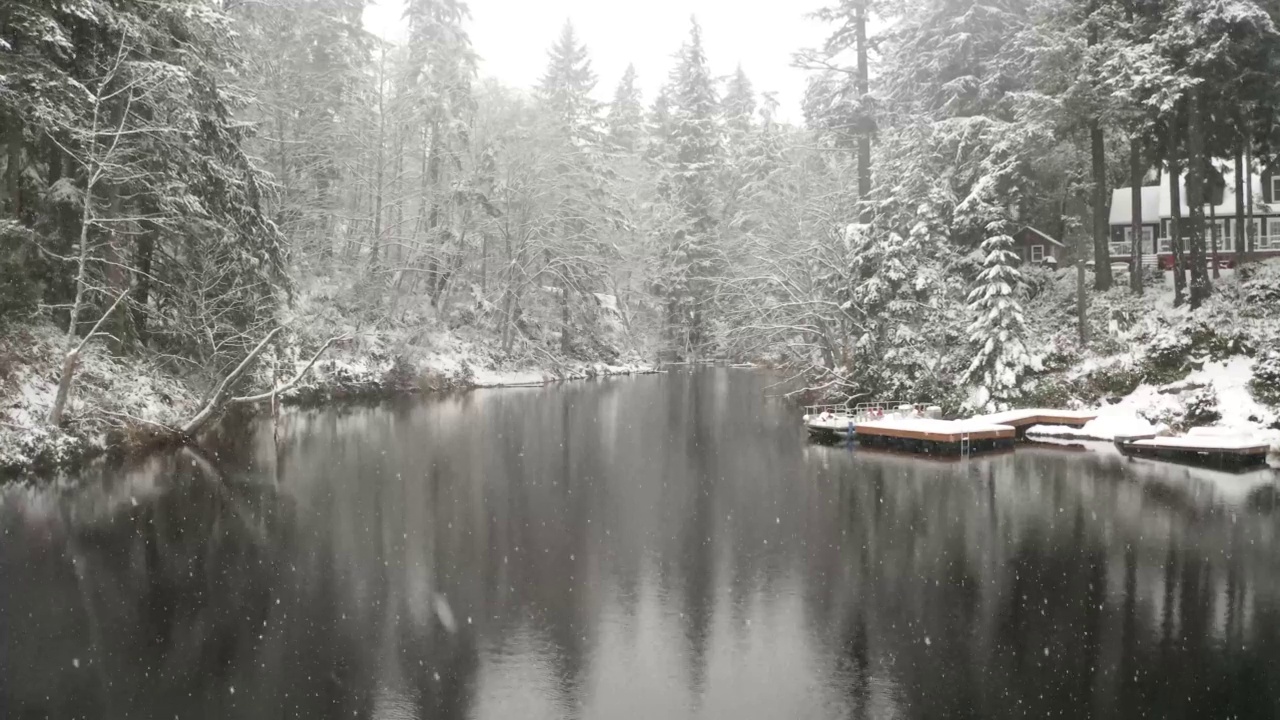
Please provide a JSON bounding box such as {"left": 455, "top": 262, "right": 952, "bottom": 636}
{"left": 1272, "top": 176, "right": 1280, "bottom": 202}
{"left": 1263, "top": 218, "right": 1280, "bottom": 249}
{"left": 1209, "top": 219, "right": 1228, "bottom": 248}
{"left": 1123, "top": 226, "right": 1154, "bottom": 249}
{"left": 1031, "top": 245, "right": 1044, "bottom": 262}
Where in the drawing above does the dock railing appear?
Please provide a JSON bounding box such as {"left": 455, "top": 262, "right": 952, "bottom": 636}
{"left": 806, "top": 400, "right": 932, "bottom": 422}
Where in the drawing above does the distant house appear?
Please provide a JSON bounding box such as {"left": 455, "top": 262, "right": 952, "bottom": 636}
{"left": 1107, "top": 164, "right": 1280, "bottom": 268}
{"left": 1012, "top": 226, "right": 1064, "bottom": 265}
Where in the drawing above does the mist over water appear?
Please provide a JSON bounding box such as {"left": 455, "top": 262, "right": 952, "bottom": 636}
{"left": 4, "top": 369, "right": 1279, "bottom": 719}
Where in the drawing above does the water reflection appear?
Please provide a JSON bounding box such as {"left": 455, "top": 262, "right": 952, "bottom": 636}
{"left": 3, "top": 370, "right": 1279, "bottom": 718}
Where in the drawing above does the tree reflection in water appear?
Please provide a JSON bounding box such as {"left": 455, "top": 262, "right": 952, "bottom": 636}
{"left": 3, "top": 370, "right": 1279, "bottom": 719}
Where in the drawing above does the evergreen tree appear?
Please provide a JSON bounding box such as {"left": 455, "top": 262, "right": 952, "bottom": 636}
{"left": 607, "top": 64, "right": 646, "bottom": 152}
{"left": 722, "top": 65, "right": 756, "bottom": 133}
{"left": 2, "top": 0, "right": 284, "bottom": 361}
{"left": 650, "top": 17, "right": 724, "bottom": 355}
{"left": 538, "top": 20, "right": 600, "bottom": 142}
{"left": 801, "top": 0, "right": 876, "bottom": 206}
{"left": 964, "top": 231, "right": 1033, "bottom": 411}
{"left": 403, "top": 0, "right": 476, "bottom": 292}
{"left": 535, "top": 21, "right": 623, "bottom": 355}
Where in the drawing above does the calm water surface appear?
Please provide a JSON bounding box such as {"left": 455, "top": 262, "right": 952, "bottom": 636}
{"left": 3, "top": 369, "right": 1280, "bottom": 719}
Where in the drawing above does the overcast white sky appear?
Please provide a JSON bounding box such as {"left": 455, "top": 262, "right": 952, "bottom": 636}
{"left": 362, "top": 0, "right": 830, "bottom": 123}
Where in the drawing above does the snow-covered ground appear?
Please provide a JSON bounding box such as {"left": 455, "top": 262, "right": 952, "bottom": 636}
{"left": 1028, "top": 356, "right": 1280, "bottom": 451}
{"left": 1, "top": 319, "right": 658, "bottom": 475}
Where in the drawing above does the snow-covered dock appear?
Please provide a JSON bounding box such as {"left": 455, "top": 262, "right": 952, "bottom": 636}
{"left": 802, "top": 402, "right": 1018, "bottom": 455}
{"left": 1115, "top": 430, "right": 1272, "bottom": 471}
{"left": 975, "top": 408, "right": 1098, "bottom": 437}
{"left": 853, "top": 418, "right": 1017, "bottom": 455}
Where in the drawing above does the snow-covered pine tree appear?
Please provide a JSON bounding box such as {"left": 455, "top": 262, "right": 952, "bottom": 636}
{"left": 722, "top": 65, "right": 756, "bottom": 135}
{"left": 402, "top": 0, "right": 476, "bottom": 288}
{"left": 607, "top": 64, "right": 645, "bottom": 153}
{"left": 964, "top": 230, "right": 1032, "bottom": 411}
{"left": 536, "top": 21, "right": 619, "bottom": 354}
{"left": 538, "top": 20, "right": 600, "bottom": 143}
{"left": 650, "top": 17, "right": 724, "bottom": 355}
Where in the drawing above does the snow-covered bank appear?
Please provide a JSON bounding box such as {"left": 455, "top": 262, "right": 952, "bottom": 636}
{"left": 1027, "top": 357, "right": 1280, "bottom": 451}
{"left": 0, "top": 320, "right": 658, "bottom": 477}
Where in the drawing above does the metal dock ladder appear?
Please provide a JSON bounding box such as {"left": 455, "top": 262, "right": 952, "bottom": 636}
{"left": 960, "top": 432, "right": 971, "bottom": 457}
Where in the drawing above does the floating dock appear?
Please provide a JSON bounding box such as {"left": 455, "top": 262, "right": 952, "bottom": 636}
{"left": 1115, "top": 434, "right": 1272, "bottom": 471}
{"left": 852, "top": 418, "right": 1016, "bottom": 455}
{"left": 803, "top": 402, "right": 1018, "bottom": 455}
{"left": 974, "top": 409, "right": 1098, "bottom": 438}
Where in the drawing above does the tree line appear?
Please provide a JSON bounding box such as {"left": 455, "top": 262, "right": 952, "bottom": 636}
{"left": 3, "top": 0, "right": 1279, "bottom": 423}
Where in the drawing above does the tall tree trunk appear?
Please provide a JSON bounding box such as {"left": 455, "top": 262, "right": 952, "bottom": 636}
{"left": 1235, "top": 143, "right": 1246, "bottom": 267}
{"left": 1077, "top": 259, "right": 1089, "bottom": 347}
{"left": 1210, "top": 203, "right": 1220, "bottom": 279}
{"left": 1091, "top": 119, "right": 1112, "bottom": 290}
{"left": 1129, "top": 137, "right": 1143, "bottom": 294}
{"left": 1245, "top": 141, "right": 1255, "bottom": 262}
{"left": 4, "top": 114, "right": 21, "bottom": 216}
{"left": 1167, "top": 110, "right": 1186, "bottom": 306}
{"left": 48, "top": 179, "right": 97, "bottom": 427}
{"left": 1086, "top": 4, "right": 1111, "bottom": 291}
{"left": 131, "top": 224, "right": 156, "bottom": 342}
{"left": 103, "top": 183, "right": 129, "bottom": 350}
{"left": 854, "top": 0, "right": 871, "bottom": 221}
{"left": 1186, "top": 87, "right": 1209, "bottom": 309}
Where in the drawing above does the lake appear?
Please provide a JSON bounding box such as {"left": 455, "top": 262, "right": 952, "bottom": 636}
{"left": 3, "top": 369, "right": 1279, "bottom": 718}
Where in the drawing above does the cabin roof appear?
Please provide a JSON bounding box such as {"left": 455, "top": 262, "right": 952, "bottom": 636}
{"left": 1108, "top": 186, "right": 1162, "bottom": 225}
{"left": 1018, "top": 226, "right": 1065, "bottom": 247}
{"left": 1110, "top": 162, "right": 1280, "bottom": 224}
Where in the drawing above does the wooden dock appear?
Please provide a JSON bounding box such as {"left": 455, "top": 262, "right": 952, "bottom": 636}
{"left": 974, "top": 409, "right": 1098, "bottom": 438}
{"left": 1115, "top": 434, "right": 1271, "bottom": 471}
{"left": 852, "top": 418, "right": 1016, "bottom": 455}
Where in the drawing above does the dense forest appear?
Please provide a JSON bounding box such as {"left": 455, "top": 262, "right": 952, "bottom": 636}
{"left": 3, "top": 0, "right": 1280, "bottom": 470}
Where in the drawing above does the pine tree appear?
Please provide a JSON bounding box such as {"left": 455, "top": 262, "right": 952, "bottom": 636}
{"left": 538, "top": 20, "right": 599, "bottom": 142}
{"left": 651, "top": 17, "right": 724, "bottom": 355}
{"left": 607, "top": 64, "right": 645, "bottom": 152}
{"left": 536, "top": 21, "right": 615, "bottom": 355}
{"left": 964, "top": 231, "right": 1032, "bottom": 411}
{"left": 402, "top": 0, "right": 476, "bottom": 294}
{"left": 722, "top": 65, "right": 756, "bottom": 134}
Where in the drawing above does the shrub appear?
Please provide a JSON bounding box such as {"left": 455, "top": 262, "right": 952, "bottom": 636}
{"left": 1143, "top": 330, "right": 1192, "bottom": 384}
{"left": 1021, "top": 375, "right": 1075, "bottom": 408}
{"left": 1183, "top": 387, "right": 1221, "bottom": 427}
{"left": 1238, "top": 259, "right": 1280, "bottom": 308}
{"left": 1251, "top": 352, "right": 1280, "bottom": 409}
{"left": 1082, "top": 364, "right": 1144, "bottom": 401}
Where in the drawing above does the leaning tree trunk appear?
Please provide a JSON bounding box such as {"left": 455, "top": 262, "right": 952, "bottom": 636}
{"left": 1186, "top": 87, "right": 1210, "bottom": 309}
{"left": 1129, "top": 137, "right": 1143, "bottom": 295}
{"left": 1091, "top": 119, "right": 1112, "bottom": 290}
{"left": 179, "top": 329, "right": 343, "bottom": 438}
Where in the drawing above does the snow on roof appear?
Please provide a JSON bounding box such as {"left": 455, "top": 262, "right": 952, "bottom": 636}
{"left": 1018, "top": 227, "right": 1065, "bottom": 248}
{"left": 1108, "top": 186, "right": 1162, "bottom": 225}
{"left": 1111, "top": 163, "right": 1280, "bottom": 225}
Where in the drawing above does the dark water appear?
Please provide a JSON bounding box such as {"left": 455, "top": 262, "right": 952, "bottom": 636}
{"left": 4, "top": 370, "right": 1280, "bottom": 719}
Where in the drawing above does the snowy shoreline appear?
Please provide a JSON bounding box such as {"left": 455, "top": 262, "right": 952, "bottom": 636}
{"left": 0, "top": 322, "right": 661, "bottom": 478}
{"left": 1026, "top": 357, "right": 1280, "bottom": 453}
